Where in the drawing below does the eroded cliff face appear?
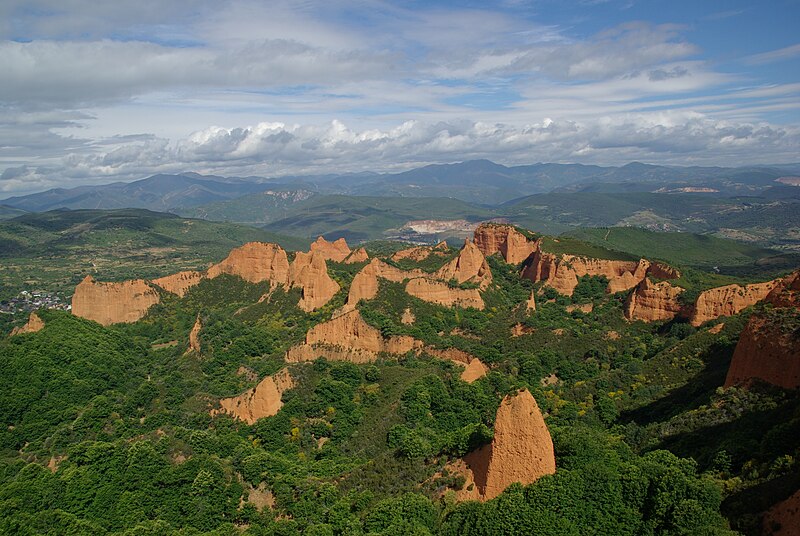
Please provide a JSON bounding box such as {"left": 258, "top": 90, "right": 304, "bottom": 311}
{"left": 762, "top": 489, "right": 800, "bottom": 536}
{"left": 72, "top": 276, "right": 161, "bottom": 325}
{"left": 10, "top": 312, "right": 45, "bottom": 336}
{"left": 521, "top": 249, "right": 679, "bottom": 297}
{"left": 213, "top": 369, "right": 295, "bottom": 424}
{"left": 456, "top": 389, "right": 555, "bottom": 501}
{"left": 690, "top": 280, "right": 779, "bottom": 326}
{"left": 724, "top": 271, "right": 800, "bottom": 390}
{"left": 285, "top": 310, "right": 424, "bottom": 363}
{"left": 624, "top": 278, "right": 685, "bottom": 322}
{"left": 405, "top": 278, "right": 485, "bottom": 310}
{"left": 289, "top": 251, "right": 341, "bottom": 312}
{"left": 436, "top": 240, "right": 492, "bottom": 289}
{"left": 310, "top": 236, "right": 351, "bottom": 262}
{"left": 207, "top": 242, "right": 290, "bottom": 285}
{"left": 151, "top": 270, "right": 203, "bottom": 297}
{"left": 344, "top": 247, "right": 369, "bottom": 264}
{"left": 473, "top": 223, "right": 538, "bottom": 265}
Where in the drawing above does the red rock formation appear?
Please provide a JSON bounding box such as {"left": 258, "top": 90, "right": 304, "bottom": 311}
{"left": 10, "top": 312, "right": 45, "bottom": 336}
{"left": 624, "top": 278, "right": 685, "bottom": 322}
{"left": 690, "top": 280, "right": 779, "bottom": 326}
{"left": 473, "top": 223, "right": 539, "bottom": 265}
{"left": 285, "top": 310, "right": 423, "bottom": 363}
{"left": 392, "top": 246, "right": 435, "bottom": 262}
{"left": 187, "top": 315, "right": 202, "bottom": 354}
{"left": 724, "top": 273, "right": 800, "bottom": 390}
{"left": 762, "top": 489, "right": 800, "bottom": 536}
{"left": 460, "top": 358, "right": 488, "bottom": 383}
{"left": 344, "top": 247, "right": 369, "bottom": 264}
{"left": 725, "top": 312, "right": 800, "bottom": 390}
{"left": 511, "top": 323, "right": 534, "bottom": 337}
{"left": 405, "top": 278, "right": 485, "bottom": 310}
{"left": 340, "top": 259, "right": 427, "bottom": 313}
{"left": 523, "top": 251, "right": 676, "bottom": 296}
{"left": 765, "top": 271, "right": 800, "bottom": 308}
{"left": 207, "top": 242, "right": 290, "bottom": 285}
{"left": 426, "top": 347, "right": 474, "bottom": 365}
{"left": 151, "top": 270, "right": 203, "bottom": 297}
{"left": 310, "top": 236, "right": 351, "bottom": 262}
{"left": 436, "top": 240, "right": 492, "bottom": 289}
{"left": 457, "top": 389, "right": 555, "bottom": 501}
{"left": 289, "top": 251, "right": 340, "bottom": 312}
{"left": 213, "top": 369, "right": 294, "bottom": 424}
{"left": 72, "top": 276, "right": 160, "bottom": 325}
{"left": 525, "top": 290, "right": 536, "bottom": 312}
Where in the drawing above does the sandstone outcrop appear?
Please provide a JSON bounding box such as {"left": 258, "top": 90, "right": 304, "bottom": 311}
{"left": 525, "top": 290, "right": 536, "bottom": 312}
{"left": 207, "top": 242, "right": 290, "bottom": 285}
{"left": 289, "top": 251, "right": 341, "bottom": 312}
{"left": 213, "top": 368, "right": 295, "bottom": 424}
{"left": 405, "top": 279, "right": 484, "bottom": 310}
{"left": 456, "top": 389, "right": 555, "bottom": 501}
{"left": 689, "top": 280, "right": 779, "bottom": 326}
{"left": 624, "top": 278, "right": 685, "bottom": 322}
{"left": 285, "top": 310, "right": 423, "bottom": 363}
{"left": 460, "top": 358, "right": 488, "bottom": 383}
{"left": 511, "top": 323, "right": 534, "bottom": 337}
{"left": 344, "top": 247, "right": 369, "bottom": 264}
{"left": 724, "top": 313, "right": 800, "bottom": 390}
{"left": 10, "top": 312, "right": 45, "bottom": 336}
{"left": 401, "top": 308, "right": 415, "bottom": 325}
{"left": 151, "top": 270, "right": 203, "bottom": 297}
{"left": 340, "top": 259, "right": 427, "bottom": 313}
{"left": 436, "top": 240, "right": 492, "bottom": 289}
{"left": 762, "top": 489, "right": 800, "bottom": 536}
{"left": 392, "top": 246, "right": 435, "bottom": 262}
{"left": 187, "top": 315, "right": 202, "bottom": 354}
{"left": 724, "top": 271, "right": 800, "bottom": 390}
{"left": 72, "top": 276, "right": 161, "bottom": 325}
{"left": 310, "top": 236, "right": 351, "bottom": 262}
{"left": 474, "top": 223, "right": 539, "bottom": 265}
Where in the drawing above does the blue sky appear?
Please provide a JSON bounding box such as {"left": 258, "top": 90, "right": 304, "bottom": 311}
{"left": 1, "top": 0, "right": 799, "bottom": 196}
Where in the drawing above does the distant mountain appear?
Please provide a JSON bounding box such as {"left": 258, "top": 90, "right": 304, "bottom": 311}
{"left": 0, "top": 205, "right": 27, "bottom": 220}
{"left": 4, "top": 161, "right": 798, "bottom": 211}
{"left": 178, "top": 188, "right": 317, "bottom": 224}
{"left": 1, "top": 173, "right": 283, "bottom": 212}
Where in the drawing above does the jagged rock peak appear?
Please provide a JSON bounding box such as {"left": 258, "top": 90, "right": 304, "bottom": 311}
{"left": 624, "top": 278, "right": 685, "bottom": 322}
{"left": 473, "top": 223, "right": 539, "bottom": 265}
{"left": 289, "top": 251, "right": 340, "bottom": 312}
{"left": 436, "top": 239, "right": 492, "bottom": 288}
{"left": 458, "top": 389, "right": 555, "bottom": 501}
{"left": 310, "top": 236, "right": 351, "bottom": 262}
{"left": 212, "top": 369, "right": 295, "bottom": 424}
{"left": 206, "top": 242, "right": 290, "bottom": 285}
{"left": 10, "top": 312, "right": 45, "bottom": 336}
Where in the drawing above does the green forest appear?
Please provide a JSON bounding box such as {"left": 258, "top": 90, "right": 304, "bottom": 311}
{"left": 1, "top": 227, "right": 798, "bottom": 536}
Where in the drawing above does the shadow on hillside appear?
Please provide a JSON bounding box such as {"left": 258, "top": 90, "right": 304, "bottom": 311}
{"left": 721, "top": 472, "right": 800, "bottom": 536}
{"left": 620, "top": 340, "right": 733, "bottom": 427}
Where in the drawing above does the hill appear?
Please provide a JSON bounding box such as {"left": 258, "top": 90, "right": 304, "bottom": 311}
{"left": 0, "top": 208, "right": 309, "bottom": 300}
{"left": 2, "top": 222, "right": 797, "bottom": 535}
{"left": 261, "top": 194, "right": 496, "bottom": 242}
{"left": 0, "top": 173, "right": 281, "bottom": 212}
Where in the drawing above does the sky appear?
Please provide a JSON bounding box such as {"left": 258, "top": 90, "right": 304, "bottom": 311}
{"left": 1, "top": 0, "right": 799, "bottom": 196}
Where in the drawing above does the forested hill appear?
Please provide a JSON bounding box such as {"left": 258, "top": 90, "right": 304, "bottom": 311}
{"left": 1, "top": 222, "right": 797, "bottom": 535}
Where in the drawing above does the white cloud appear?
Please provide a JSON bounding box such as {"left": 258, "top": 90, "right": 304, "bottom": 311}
{"left": 3, "top": 114, "right": 796, "bottom": 195}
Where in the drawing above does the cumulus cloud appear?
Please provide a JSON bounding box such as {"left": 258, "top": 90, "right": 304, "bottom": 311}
{"left": 1, "top": 1, "right": 797, "bottom": 197}
{"left": 2, "top": 114, "right": 796, "bottom": 195}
